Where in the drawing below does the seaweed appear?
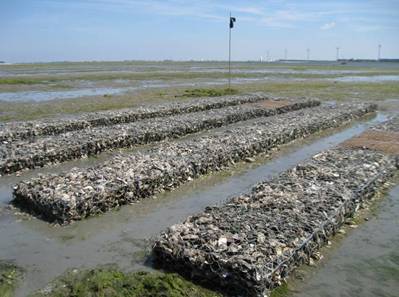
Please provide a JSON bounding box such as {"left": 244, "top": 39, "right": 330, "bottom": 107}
{"left": 31, "top": 267, "right": 221, "bottom": 297}
{"left": 0, "top": 261, "right": 23, "bottom": 297}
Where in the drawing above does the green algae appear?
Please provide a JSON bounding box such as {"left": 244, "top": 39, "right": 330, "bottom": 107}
{"left": 177, "top": 88, "right": 238, "bottom": 97}
{"left": 31, "top": 267, "right": 222, "bottom": 297}
{"left": 0, "top": 261, "right": 23, "bottom": 297}
{"left": 270, "top": 282, "right": 290, "bottom": 297}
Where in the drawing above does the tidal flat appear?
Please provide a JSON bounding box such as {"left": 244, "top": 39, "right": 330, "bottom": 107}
{"left": 1, "top": 60, "right": 399, "bottom": 121}
{"left": 1, "top": 60, "right": 398, "bottom": 297}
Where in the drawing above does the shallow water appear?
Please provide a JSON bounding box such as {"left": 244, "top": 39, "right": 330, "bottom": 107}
{"left": 0, "top": 78, "right": 230, "bottom": 102}
{"left": 0, "top": 113, "right": 387, "bottom": 296}
{"left": 0, "top": 76, "right": 279, "bottom": 102}
{"left": 289, "top": 184, "right": 399, "bottom": 297}
{"left": 0, "top": 87, "right": 130, "bottom": 102}
{"left": 331, "top": 75, "right": 399, "bottom": 83}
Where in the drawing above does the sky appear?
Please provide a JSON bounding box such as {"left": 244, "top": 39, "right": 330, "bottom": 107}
{"left": 0, "top": 0, "right": 398, "bottom": 62}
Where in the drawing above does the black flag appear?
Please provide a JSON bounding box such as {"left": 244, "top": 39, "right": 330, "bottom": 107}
{"left": 230, "top": 17, "right": 236, "bottom": 29}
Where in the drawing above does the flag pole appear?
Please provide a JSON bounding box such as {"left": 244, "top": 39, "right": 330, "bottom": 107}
{"left": 228, "top": 12, "right": 232, "bottom": 89}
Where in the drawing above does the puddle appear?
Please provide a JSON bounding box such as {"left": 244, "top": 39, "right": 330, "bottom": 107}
{"left": 331, "top": 75, "right": 399, "bottom": 83}
{"left": 0, "top": 113, "right": 387, "bottom": 296}
{"left": 289, "top": 183, "right": 399, "bottom": 297}
{"left": 0, "top": 87, "right": 132, "bottom": 102}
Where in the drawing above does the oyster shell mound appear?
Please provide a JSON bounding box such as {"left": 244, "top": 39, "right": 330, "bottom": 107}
{"left": 153, "top": 117, "right": 399, "bottom": 297}
{"left": 0, "top": 93, "right": 273, "bottom": 142}
{"left": 0, "top": 100, "right": 318, "bottom": 175}
{"left": 12, "top": 103, "right": 377, "bottom": 224}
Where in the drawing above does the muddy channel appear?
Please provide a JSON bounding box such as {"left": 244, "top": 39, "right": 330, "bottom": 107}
{"left": 287, "top": 183, "right": 399, "bottom": 297}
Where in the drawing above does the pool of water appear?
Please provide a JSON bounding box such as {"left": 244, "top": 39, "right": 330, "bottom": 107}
{"left": 331, "top": 75, "right": 399, "bottom": 82}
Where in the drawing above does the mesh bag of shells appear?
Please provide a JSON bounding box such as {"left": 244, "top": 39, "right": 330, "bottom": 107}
{"left": 0, "top": 93, "right": 271, "bottom": 143}
{"left": 12, "top": 103, "right": 376, "bottom": 223}
{"left": 0, "top": 99, "right": 318, "bottom": 175}
{"left": 153, "top": 118, "right": 399, "bottom": 297}
{"left": 372, "top": 116, "right": 399, "bottom": 132}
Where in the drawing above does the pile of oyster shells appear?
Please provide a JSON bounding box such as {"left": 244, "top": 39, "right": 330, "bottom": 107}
{"left": 372, "top": 115, "right": 399, "bottom": 132}
{"left": 13, "top": 103, "right": 376, "bottom": 223}
{"left": 153, "top": 118, "right": 398, "bottom": 297}
{"left": 0, "top": 93, "right": 270, "bottom": 142}
{"left": 0, "top": 100, "right": 317, "bottom": 175}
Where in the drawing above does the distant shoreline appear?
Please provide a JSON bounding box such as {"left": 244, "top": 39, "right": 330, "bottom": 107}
{"left": 1, "top": 59, "right": 399, "bottom": 65}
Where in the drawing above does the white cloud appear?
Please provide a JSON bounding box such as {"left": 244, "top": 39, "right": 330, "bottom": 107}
{"left": 320, "top": 21, "right": 336, "bottom": 30}
{"left": 39, "top": 0, "right": 398, "bottom": 32}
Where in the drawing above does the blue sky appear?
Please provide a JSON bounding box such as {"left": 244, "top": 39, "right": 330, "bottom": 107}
{"left": 1, "top": 0, "right": 398, "bottom": 62}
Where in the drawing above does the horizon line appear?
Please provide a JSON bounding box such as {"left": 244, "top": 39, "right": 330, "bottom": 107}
{"left": 2, "top": 58, "right": 399, "bottom": 65}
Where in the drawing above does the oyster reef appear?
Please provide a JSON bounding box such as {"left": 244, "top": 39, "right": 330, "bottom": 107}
{"left": 13, "top": 103, "right": 375, "bottom": 223}
{"left": 1, "top": 99, "right": 317, "bottom": 174}
{"left": 154, "top": 117, "right": 399, "bottom": 297}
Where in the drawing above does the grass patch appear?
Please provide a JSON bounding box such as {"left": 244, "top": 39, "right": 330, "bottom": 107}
{"left": 31, "top": 267, "right": 221, "bottom": 297}
{"left": 0, "top": 261, "right": 23, "bottom": 297}
{"left": 270, "top": 282, "right": 290, "bottom": 297}
{"left": 177, "top": 88, "right": 238, "bottom": 98}
{"left": 0, "top": 78, "right": 60, "bottom": 85}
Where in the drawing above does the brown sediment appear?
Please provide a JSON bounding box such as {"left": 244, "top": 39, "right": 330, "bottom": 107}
{"left": 341, "top": 130, "right": 399, "bottom": 155}
{"left": 251, "top": 99, "right": 292, "bottom": 109}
